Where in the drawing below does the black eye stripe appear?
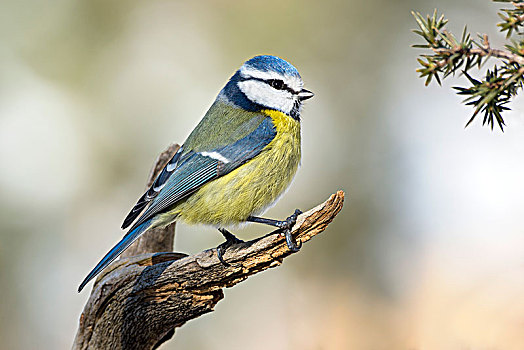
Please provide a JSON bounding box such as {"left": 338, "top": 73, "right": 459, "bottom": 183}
{"left": 242, "top": 77, "right": 299, "bottom": 94}
{"left": 265, "top": 79, "right": 297, "bottom": 94}
{"left": 267, "top": 79, "right": 285, "bottom": 90}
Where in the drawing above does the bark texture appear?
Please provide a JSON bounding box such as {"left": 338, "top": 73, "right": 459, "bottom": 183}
{"left": 74, "top": 145, "right": 345, "bottom": 350}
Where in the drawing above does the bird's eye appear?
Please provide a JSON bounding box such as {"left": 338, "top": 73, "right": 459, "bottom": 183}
{"left": 268, "top": 79, "right": 285, "bottom": 90}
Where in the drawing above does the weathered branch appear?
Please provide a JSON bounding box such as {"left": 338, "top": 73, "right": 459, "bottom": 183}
{"left": 73, "top": 191, "right": 344, "bottom": 349}
{"left": 74, "top": 144, "right": 345, "bottom": 350}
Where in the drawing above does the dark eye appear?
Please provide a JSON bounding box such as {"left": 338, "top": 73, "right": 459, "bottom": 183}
{"left": 268, "top": 79, "right": 285, "bottom": 90}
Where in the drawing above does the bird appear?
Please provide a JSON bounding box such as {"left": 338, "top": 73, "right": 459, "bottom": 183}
{"left": 78, "top": 55, "right": 314, "bottom": 292}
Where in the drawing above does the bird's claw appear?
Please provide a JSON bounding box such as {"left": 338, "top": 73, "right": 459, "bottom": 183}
{"left": 216, "top": 228, "right": 244, "bottom": 266}
{"left": 279, "top": 209, "right": 302, "bottom": 252}
{"left": 284, "top": 228, "right": 302, "bottom": 251}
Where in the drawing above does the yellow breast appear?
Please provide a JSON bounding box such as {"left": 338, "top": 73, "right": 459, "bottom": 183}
{"left": 166, "top": 110, "right": 301, "bottom": 226}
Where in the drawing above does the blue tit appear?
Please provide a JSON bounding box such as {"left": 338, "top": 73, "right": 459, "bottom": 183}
{"left": 78, "top": 55, "right": 314, "bottom": 292}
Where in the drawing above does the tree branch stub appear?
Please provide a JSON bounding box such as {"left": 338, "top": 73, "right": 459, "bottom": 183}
{"left": 73, "top": 190, "right": 345, "bottom": 350}
{"left": 74, "top": 141, "right": 345, "bottom": 350}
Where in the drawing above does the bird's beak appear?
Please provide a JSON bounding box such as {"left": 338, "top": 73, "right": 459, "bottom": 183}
{"left": 298, "top": 89, "right": 314, "bottom": 101}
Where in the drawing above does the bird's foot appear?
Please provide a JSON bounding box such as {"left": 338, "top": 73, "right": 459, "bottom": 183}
{"left": 216, "top": 228, "right": 244, "bottom": 266}
{"left": 246, "top": 209, "right": 303, "bottom": 252}
{"left": 278, "top": 209, "right": 302, "bottom": 252}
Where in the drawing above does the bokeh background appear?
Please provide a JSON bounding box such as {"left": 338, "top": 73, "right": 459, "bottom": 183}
{"left": 2, "top": 0, "right": 524, "bottom": 349}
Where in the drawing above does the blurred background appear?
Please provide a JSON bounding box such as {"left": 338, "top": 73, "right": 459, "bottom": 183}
{"left": 1, "top": 0, "right": 524, "bottom": 349}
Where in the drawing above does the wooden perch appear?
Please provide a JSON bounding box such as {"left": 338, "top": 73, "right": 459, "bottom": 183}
{"left": 73, "top": 145, "right": 345, "bottom": 350}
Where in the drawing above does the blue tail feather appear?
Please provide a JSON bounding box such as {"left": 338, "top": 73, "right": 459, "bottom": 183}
{"left": 78, "top": 219, "right": 153, "bottom": 292}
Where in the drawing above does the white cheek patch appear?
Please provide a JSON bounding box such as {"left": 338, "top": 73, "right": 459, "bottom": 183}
{"left": 200, "top": 151, "right": 230, "bottom": 164}
{"left": 238, "top": 80, "right": 295, "bottom": 114}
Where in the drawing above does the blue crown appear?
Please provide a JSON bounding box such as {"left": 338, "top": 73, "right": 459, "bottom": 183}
{"left": 243, "top": 55, "right": 301, "bottom": 79}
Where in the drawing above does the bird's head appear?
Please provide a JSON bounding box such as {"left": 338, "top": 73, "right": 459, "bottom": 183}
{"left": 220, "top": 55, "right": 314, "bottom": 120}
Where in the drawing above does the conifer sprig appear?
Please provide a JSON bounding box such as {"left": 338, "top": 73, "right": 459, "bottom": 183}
{"left": 412, "top": 1, "right": 524, "bottom": 131}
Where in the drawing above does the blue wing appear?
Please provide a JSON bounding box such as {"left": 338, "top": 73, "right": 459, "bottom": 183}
{"left": 121, "top": 146, "right": 185, "bottom": 229}
{"left": 127, "top": 116, "right": 276, "bottom": 231}
{"left": 79, "top": 114, "right": 276, "bottom": 292}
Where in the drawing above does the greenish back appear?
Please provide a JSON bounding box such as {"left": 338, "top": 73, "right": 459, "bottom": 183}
{"left": 184, "top": 101, "right": 267, "bottom": 152}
